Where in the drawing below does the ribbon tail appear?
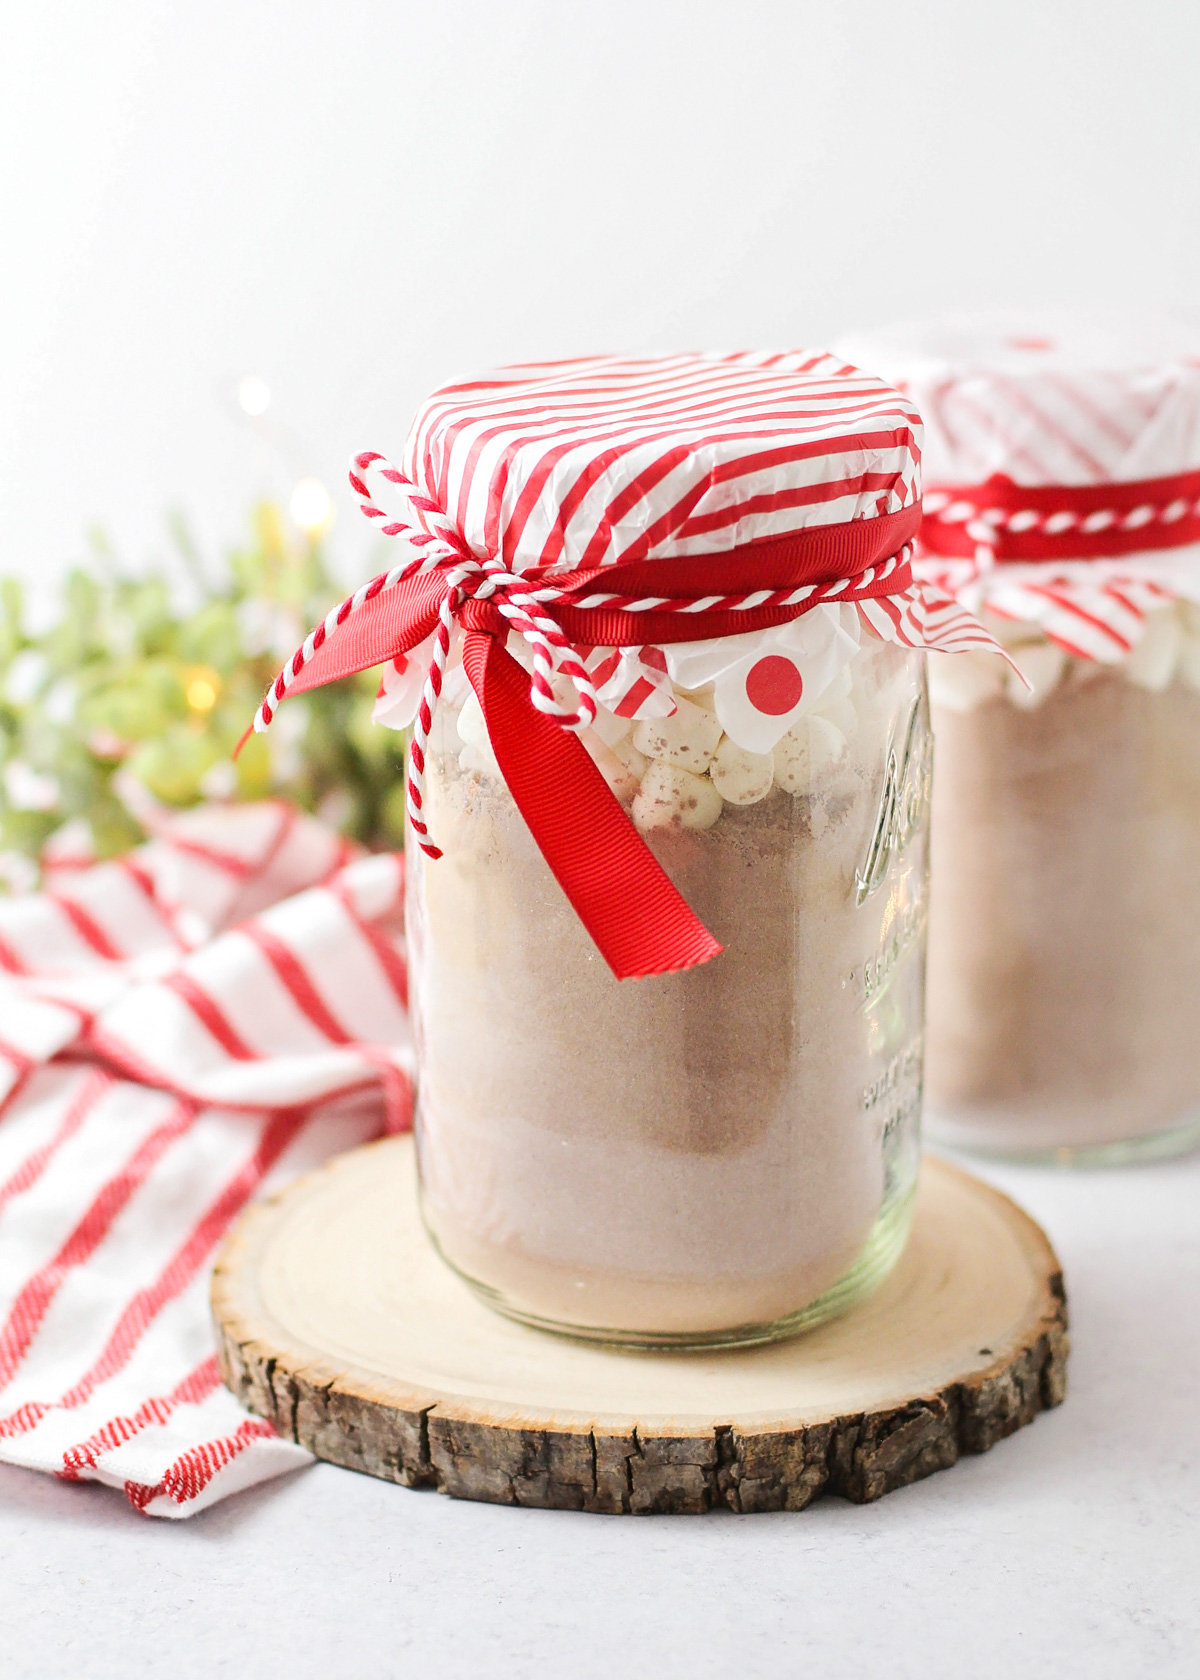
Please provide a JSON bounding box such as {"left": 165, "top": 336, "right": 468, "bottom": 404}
{"left": 260, "top": 569, "right": 449, "bottom": 715}
{"left": 461, "top": 630, "right": 722, "bottom": 981}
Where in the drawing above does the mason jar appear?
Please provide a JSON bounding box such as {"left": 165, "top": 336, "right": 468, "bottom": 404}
{"left": 923, "top": 613, "right": 1200, "bottom": 1161}
{"left": 258, "top": 351, "right": 997, "bottom": 1344}
{"left": 838, "top": 311, "right": 1200, "bottom": 1163}
{"left": 407, "top": 629, "right": 930, "bottom": 1346}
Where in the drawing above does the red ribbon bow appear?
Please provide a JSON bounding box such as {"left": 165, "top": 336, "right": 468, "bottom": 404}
{"left": 250, "top": 477, "right": 922, "bottom": 981}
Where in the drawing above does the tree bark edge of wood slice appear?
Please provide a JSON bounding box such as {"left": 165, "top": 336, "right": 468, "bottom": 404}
{"left": 212, "top": 1138, "right": 1068, "bottom": 1515}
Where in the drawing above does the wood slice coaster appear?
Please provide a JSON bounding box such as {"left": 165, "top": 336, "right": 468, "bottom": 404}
{"left": 213, "top": 1138, "right": 1068, "bottom": 1515}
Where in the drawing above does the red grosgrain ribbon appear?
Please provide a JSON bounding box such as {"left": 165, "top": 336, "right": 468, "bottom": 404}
{"left": 250, "top": 474, "right": 921, "bottom": 980}
{"left": 459, "top": 626, "right": 722, "bottom": 978}
{"left": 919, "top": 469, "right": 1200, "bottom": 564}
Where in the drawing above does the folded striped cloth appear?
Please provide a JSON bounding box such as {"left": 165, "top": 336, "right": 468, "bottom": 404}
{"left": 0, "top": 800, "right": 413, "bottom": 1517}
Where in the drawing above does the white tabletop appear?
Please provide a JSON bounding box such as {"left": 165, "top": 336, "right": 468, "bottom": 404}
{"left": 2, "top": 1150, "right": 1198, "bottom": 1680}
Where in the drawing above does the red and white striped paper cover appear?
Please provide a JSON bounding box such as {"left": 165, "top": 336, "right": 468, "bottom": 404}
{"left": 380, "top": 349, "right": 999, "bottom": 720}
{"left": 0, "top": 799, "right": 412, "bottom": 1517}
{"left": 393, "top": 349, "right": 998, "bottom": 673}
{"left": 836, "top": 312, "right": 1200, "bottom": 661}
{"left": 254, "top": 352, "right": 1003, "bottom": 980}
{"left": 404, "top": 350, "right": 924, "bottom": 569}
{"left": 263, "top": 350, "right": 1008, "bottom": 744}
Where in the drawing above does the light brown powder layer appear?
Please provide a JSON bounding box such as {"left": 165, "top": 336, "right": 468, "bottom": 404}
{"left": 926, "top": 672, "right": 1200, "bottom": 1152}
{"left": 407, "top": 700, "right": 927, "bottom": 1339}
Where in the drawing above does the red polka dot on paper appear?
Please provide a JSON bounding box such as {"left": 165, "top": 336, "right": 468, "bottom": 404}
{"left": 744, "top": 655, "right": 803, "bottom": 716}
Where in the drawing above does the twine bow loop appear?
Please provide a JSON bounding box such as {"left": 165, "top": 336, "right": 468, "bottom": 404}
{"left": 401, "top": 548, "right": 599, "bottom": 859}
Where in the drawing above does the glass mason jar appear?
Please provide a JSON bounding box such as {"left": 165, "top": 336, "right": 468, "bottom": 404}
{"left": 925, "top": 610, "right": 1200, "bottom": 1163}
{"left": 835, "top": 309, "right": 1200, "bottom": 1164}
{"left": 407, "top": 630, "right": 930, "bottom": 1349}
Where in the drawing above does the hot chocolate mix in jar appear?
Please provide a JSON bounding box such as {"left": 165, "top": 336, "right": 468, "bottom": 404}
{"left": 252, "top": 352, "right": 998, "bottom": 1345}
{"left": 838, "top": 313, "right": 1200, "bottom": 1161}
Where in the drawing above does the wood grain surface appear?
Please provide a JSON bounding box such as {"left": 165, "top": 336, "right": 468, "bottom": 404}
{"left": 213, "top": 1139, "right": 1067, "bottom": 1514}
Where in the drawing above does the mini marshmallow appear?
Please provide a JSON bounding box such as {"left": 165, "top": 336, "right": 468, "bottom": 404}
{"left": 632, "top": 761, "right": 723, "bottom": 830}
{"left": 459, "top": 739, "right": 502, "bottom": 778}
{"left": 811, "top": 695, "right": 857, "bottom": 740}
{"left": 442, "top": 663, "right": 472, "bottom": 710}
{"left": 456, "top": 692, "right": 490, "bottom": 750}
{"left": 504, "top": 631, "right": 535, "bottom": 671}
{"left": 928, "top": 650, "right": 1006, "bottom": 714}
{"left": 550, "top": 671, "right": 587, "bottom": 714}
{"left": 456, "top": 692, "right": 503, "bottom": 776}
{"left": 1006, "top": 641, "right": 1066, "bottom": 710}
{"left": 611, "top": 736, "right": 648, "bottom": 779}
{"left": 428, "top": 703, "right": 462, "bottom": 755}
{"left": 582, "top": 731, "right": 641, "bottom": 804}
{"left": 1126, "top": 609, "right": 1182, "bottom": 692}
{"left": 633, "top": 696, "right": 723, "bottom": 773}
{"left": 709, "top": 735, "right": 774, "bottom": 805}
{"left": 772, "top": 714, "right": 847, "bottom": 796}
{"left": 589, "top": 705, "right": 633, "bottom": 748}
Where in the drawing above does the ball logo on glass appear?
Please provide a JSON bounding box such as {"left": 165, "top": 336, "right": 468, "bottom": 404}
{"left": 855, "top": 691, "right": 933, "bottom": 907}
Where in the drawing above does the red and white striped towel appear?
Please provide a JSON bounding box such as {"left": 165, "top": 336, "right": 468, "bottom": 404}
{"left": 0, "top": 800, "right": 413, "bottom": 1517}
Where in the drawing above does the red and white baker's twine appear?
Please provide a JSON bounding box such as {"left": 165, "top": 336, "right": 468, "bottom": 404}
{"left": 253, "top": 453, "right": 911, "bottom": 856}
{"left": 924, "top": 487, "right": 1200, "bottom": 548}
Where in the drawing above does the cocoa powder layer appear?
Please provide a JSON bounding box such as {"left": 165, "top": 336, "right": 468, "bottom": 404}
{"left": 926, "top": 672, "right": 1200, "bottom": 1152}
{"left": 408, "top": 729, "right": 927, "bottom": 1338}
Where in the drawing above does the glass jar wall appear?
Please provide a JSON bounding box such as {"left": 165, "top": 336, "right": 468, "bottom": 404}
{"left": 925, "top": 610, "right": 1200, "bottom": 1164}
{"left": 406, "top": 632, "right": 930, "bottom": 1348}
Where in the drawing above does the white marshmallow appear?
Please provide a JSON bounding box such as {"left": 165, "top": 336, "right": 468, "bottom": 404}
{"left": 459, "top": 739, "right": 502, "bottom": 778}
{"left": 633, "top": 696, "right": 723, "bottom": 773}
{"left": 1006, "top": 641, "right": 1066, "bottom": 710}
{"left": 772, "top": 714, "right": 847, "bottom": 795}
{"left": 1126, "top": 609, "right": 1182, "bottom": 692}
{"left": 1179, "top": 601, "right": 1200, "bottom": 639}
{"left": 632, "top": 761, "right": 723, "bottom": 830}
{"left": 504, "top": 631, "right": 535, "bottom": 671}
{"left": 611, "top": 736, "right": 648, "bottom": 778}
{"left": 441, "top": 663, "right": 471, "bottom": 710}
{"left": 456, "top": 691, "right": 489, "bottom": 749}
{"left": 811, "top": 696, "right": 857, "bottom": 740}
{"left": 456, "top": 692, "right": 502, "bottom": 776}
{"left": 709, "top": 735, "right": 774, "bottom": 805}
{"left": 550, "top": 671, "right": 586, "bottom": 714}
{"left": 589, "top": 705, "right": 633, "bottom": 748}
{"left": 928, "top": 650, "right": 1006, "bottom": 714}
{"left": 428, "top": 703, "right": 462, "bottom": 755}
{"left": 582, "top": 731, "right": 640, "bottom": 804}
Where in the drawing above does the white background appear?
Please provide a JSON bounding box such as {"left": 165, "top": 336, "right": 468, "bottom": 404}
{"left": 3, "top": 0, "right": 1200, "bottom": 588}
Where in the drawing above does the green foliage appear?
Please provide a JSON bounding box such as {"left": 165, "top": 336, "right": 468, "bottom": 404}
{"left": 0, "top": 505, "right": 405, "bottom": 885}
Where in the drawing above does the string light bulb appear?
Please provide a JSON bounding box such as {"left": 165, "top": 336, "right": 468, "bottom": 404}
{"left": 238, "top": 375, "right": 271, "bottom": 416}
{"left": 290, "top": 478, "right": 334, "bottom": 536}
{"left": 185, "top": 669, "right": 219, "bottom": 711}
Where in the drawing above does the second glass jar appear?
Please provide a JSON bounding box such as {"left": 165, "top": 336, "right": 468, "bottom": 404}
{"left": 925, "top": 610, "right": 1200, "bottom": 1163}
